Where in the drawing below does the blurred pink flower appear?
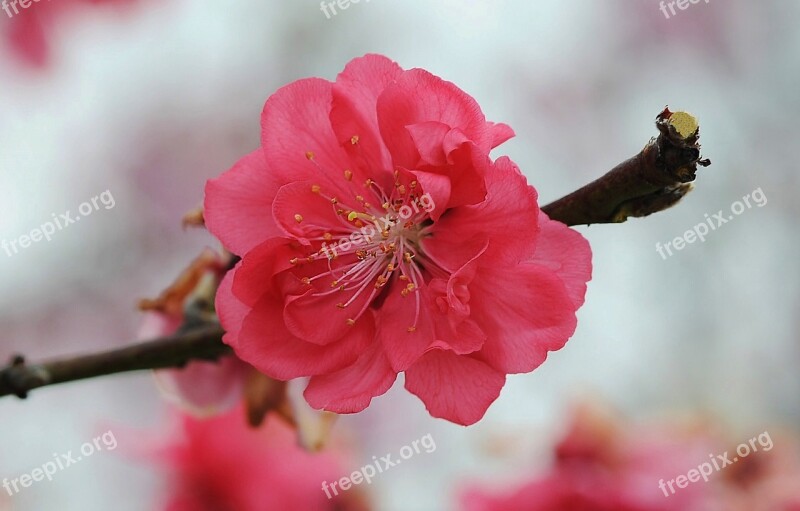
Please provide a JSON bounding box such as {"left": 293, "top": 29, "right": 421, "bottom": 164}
{"left": 460, "top": 404, "right": 722, "bottom": 511}
{"left": 139, "top": 248, "right": 250, "bottom": 417}
{"left": 205, "top": 53, "right": 592, "bottom": 426}
{"left": 142, "top": 311, "right": 249, "bottom": 416}
{"left": 459, "top": 403, "right": 800, "bottom": 511}
{"left": 155, "top": 406, "right": 371, "bottom": 511}
{"left": 3, "top": 0, "right": 140, "bottom": 68}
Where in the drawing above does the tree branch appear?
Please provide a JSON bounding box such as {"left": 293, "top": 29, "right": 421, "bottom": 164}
{"left": 541, "top": 107, "right": 711, "bottom": 226}
{"left": 0, "top": 108, "right": 710, "bottom": 401}
{"left": 0, "top": 324, "right": 228, "bottom": 399}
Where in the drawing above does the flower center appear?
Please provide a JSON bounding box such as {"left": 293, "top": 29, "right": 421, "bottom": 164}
{"left": 290, "top": 162, "right": 437, "bottom": 332}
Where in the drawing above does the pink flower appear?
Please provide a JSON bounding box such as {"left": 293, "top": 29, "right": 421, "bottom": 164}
{"left": 3, "top": 0, "right": 139, "bottom": 68}
{"left": 459, "top": 404, "right": 722, "bottom": 511}
{"left": 143, "top": 311, "right": 250, "bottom": 416}
{"left": 155, "top": 406, "right": 370, "bottom": 511}
{"left": 138, "top": 249, "right": 251, "bottom": 416}
{"left": 205, "top": 54, "right": 592, "bottom": 426}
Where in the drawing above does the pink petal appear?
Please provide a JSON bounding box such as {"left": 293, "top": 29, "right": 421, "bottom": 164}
{"left": 486, "top": 121, "right": 515, "bottom": 148}
{"left": 282, "top": 257, "right": 377, "bottom": 346}
{"left": 230, "top": 239, "right": 299, "bottom": 307}
{"left": 233, "top": 292, "right": 372, "bottom": 380}
{"left": 470, "top": 262, "right": 579, "bottom": 374}
{"left": 204, "top": 149, "right": 284, "bottom": 255}
{"left": 409, "top": 169, "right": 452, "bottom": 221}
{"left": 423, "top": 156, "right": 539, "bottom": 271}
{"left": 330, "top": 54, "right": 403, "bottom": 180}
{"left": 377, "top": 68, "right": 491, "bottom": 169}
{"left": 304, "top": 342, "right": 397, "bottom": 414}
{"left": 155, "top": 357, "right": 247, "bottom": 416}
{"left": 271, "top": 181, "right": 346, "bottom": 245}
{"left": 216, "top": 268, "right": 250, "bottom": 345}
{"left": 376, "top": 282, "right": 437, "bottom": 372}
{"left": 531, "top": 213, "right": 593, "bottom": 308}
{"left": 406, "top": 121, "right": 451, "bottom": 167}
{"left": 260, "top": 78, "right": 354, "bottom": 199}
{"left": 405, "top": 350, "right": 505, "bottom": 426}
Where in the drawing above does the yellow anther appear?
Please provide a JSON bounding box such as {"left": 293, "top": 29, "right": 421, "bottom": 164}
{"left": 397, "top": 185, "right": 406, "bottom": 195}
{"left": 311, "top": 184, "right": 321, "bottom": 193}
{"left": 331, "top": 197, "right": 338, "bottom": 204}
{"left": 382, "top": 202, "right": 391, "bottom": 210}
{"left": 344, "top": 169, "right": 353, "bottom": 181}
{"left": 407, "top": 326, "right": 416, "bottom": 333}
{"left": 294, "top": 214, "right": 304, "bottom": 223}
{"left": 364, "top": 179, "right": 373, "bottom": 187}
{"left": 305, "top": 151, "right": 315, "bottom": 160}
{"left": 350, "top": 135, "right": 359, "bottom": 145}
{"left": 301, "top": 277, "right": 311, "bottom": 285}
{"left": 347, "top": 211, "right": 359, "bottom": 222}
{"left": 410, "top": 181, "right": 417, "bottom": 188}
{"left": 336, "top": 302, "right": 346, "bottom": 309}
{"left": 323, "top": 232, "right": 333, "bottom": 241}
{"left": 346, "top": 318, "right": 356, "bottom": 326}
{"left": 355, "top": 195, "right": 364, "bottom": 202}
{"left": 330, "top": 280, "right": 339, "bottom": 288}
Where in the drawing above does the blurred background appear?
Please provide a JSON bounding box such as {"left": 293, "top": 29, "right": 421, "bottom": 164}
{"left": 1, "top": 0, "right": 798, "bottom": 509}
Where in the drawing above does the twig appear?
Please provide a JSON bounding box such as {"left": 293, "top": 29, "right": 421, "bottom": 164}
{"left": 541, "top": 107, "right": 711, "bottom": 226}
{"left": 0, "top": 324, "right": 228, "bottom": 399}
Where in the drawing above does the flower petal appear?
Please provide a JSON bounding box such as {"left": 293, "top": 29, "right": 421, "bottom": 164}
{"left": 304, "top": 342, "right": 397, "bottom": 414}
{"left": 470, "top": 262, "right": 579, "bottom": 374}
{"left": 271, "top": 181, "right": 349, "bottom": 244}
{"left": 376, "top": 282, "right": 437, "bottom": 372}
{"left": 330, "top": 54, "right": 403, "bottom": 181}
{"left": 405, "top": 350, "right": 505, "bottom": 426}
{"left": 486, "top": 121, "right": 515, "bottom": 148}
{"left": 204, "top": 149, "right": 283, "bottom": 255}
{"left": 261, "top": 78, "right": 354, "bottom": 199}
{"left": 530, "top": 213, "right": 593, "bottom": 308}
{"left": 377, "top": 68, "right": 492, "bottom": 169}
{"left": 224, "top": 284, "right": 372, "bottom": 380}
{"left": 423, "top": 156, "right": 538, "bottom": 270}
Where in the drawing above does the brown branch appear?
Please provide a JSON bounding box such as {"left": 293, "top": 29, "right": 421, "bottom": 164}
{"left": 0, "top": 108, "right": 710, "bottom": 401}
{"left": 0, "top": 324, "right": 229, "bottom": 399}
{"left": 541, "top": 107, "right": 711, "bottom": 226}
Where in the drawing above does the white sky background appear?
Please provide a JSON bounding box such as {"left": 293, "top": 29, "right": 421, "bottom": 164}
{"left": 0, "top": 0, "right": 798, "bottom": 509}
